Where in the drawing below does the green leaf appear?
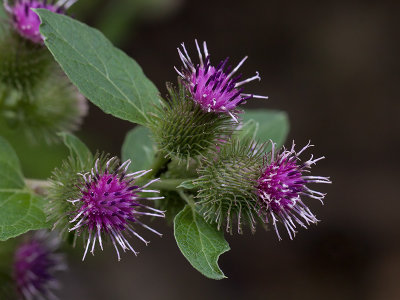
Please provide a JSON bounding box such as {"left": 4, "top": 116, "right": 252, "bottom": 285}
{"left": 0, "top": 137, "right": 47, "bottom": 241}
{"left": 174, "top": 205, "right": 230, "bottom": 280}
{"left": 36, "top": 10, "right": 159, "bottom": 126}
{"left": 176, "top": 180, "right": 196, "bottom": 190}
{"left": 0, "top": 192, "right": 47, "bottom": 241}
{"left": 241, "top": 109, "right": 290, "bottom": 149}
{"left": 121, "top": 126, "right": 155, "bottom": 172}
{"left": 58, "top": 132, "right": 93, "bottom": 166}
{"left": 235, "top": 119, "right": 259, "bottom": 141}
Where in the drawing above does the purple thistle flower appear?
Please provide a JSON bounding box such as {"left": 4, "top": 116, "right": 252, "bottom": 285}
{"left": 175, "top": 40, "right": 268, "bottom": 121}
{"left": 13, "top": 231, "right": 66, "bottom": 300}
{"left": 67, "top": 157, "right": 165, "bottom": 261}
{"left": 257, "top": 141, "right": 331, "bottom": 240}
{"left": 4, "top": 0, "right": 77, "bottom": 44}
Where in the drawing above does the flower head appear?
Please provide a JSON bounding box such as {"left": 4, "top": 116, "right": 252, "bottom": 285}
{"left": 195, "top": 138, "right": 267, "bottom": 234}
{"left": 175, "top": 40, "right": 268, "bottom": 121}
{"left": 13, "top": 231, "right": 66, "bottom": 300}
{"left": 150, "top": 82, "right": 234, "bottom": 162}
{"left": 65, "top": 157, "right": 164, "bottom": 261}
{"left": 257, "top": 141, "right": 331, "bottom": 240}
{"left": 4, "top": 0, "right": 77, "bottom": 43}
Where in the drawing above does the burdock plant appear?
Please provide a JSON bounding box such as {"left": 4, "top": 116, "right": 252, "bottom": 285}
{"left": 0, "top": 3, "right": 331, "bottom": 294}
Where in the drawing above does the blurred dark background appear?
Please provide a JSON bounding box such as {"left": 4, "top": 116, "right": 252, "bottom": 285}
{"left": 14, "top": 0, "right": 400, "bottom": 299}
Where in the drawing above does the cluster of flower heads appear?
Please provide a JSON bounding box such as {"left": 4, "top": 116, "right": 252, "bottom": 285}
{"left": 194, "top": 137, "right": 331, "bottom": 239}
{"left": 175, "top": 40, "right": 268, "bottom": 121}
{"left": 13, "top": 231, "right": 66, "bottom": 300}
{"left": 173, "top": 40, "right": 331, "bottom": 239}
{"left": 4, "top": 0, "right": 77, "bottom": 43}
{"left": 60, "top": 157, "right": 165, "bottom": 261}
{"left": 257, "top": 141, "right": 331, "bottom": 240}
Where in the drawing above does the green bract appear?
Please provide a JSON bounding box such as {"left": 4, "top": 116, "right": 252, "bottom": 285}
{"left": 194, "top": 138, "right": 267, "bottom": 234}
{"left": 0, "top": 26, "right": 52, "bottom": 90}
{"left": 149, "top": 83, "right": 234, "bottom": 164}
{"left": 46, "top": 133, "right": 95, "bottom": 237}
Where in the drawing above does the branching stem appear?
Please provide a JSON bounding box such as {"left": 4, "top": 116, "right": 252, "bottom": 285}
{"left": 149, "top": 179, "right": 191, "bottom": 191}
{"left": 145, "top": 151, "right": 170, "bottom": 179}
{"left": 177, "top": 189, "right": 196, "bottom": 209}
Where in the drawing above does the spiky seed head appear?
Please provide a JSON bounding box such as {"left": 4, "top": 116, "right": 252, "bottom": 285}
{"left": 0, "top": 22, "right": 87, "bottom": 143}
{"left": 0, "top": 70, "right": 88, "bottom": 143}
{"left": 257, "top": 141, "right": 331, "bottom": 240}
{"left": 47, "top": 154, "right": 165, "bottom": 261}
{"left": 0, "top": 24, "right": 53, "bottom": 90}
{"left": 194, "top": 138, "right": 267, "bottom": 234}
{"left": 149, "top": 82, "right": 235, "bottom": 164}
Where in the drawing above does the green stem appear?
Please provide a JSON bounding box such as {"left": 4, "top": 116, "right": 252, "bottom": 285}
{"left": 145, "top": 151, "right": 170, "bottom": 179}
{"left": 177, "top": 189, "right": 196, "bottom": 209}
{"left": 25, "top": 176, "right": 194, "bottom": 195}
{"left": 150, "top": 179, "right": 191, "bottom": 191}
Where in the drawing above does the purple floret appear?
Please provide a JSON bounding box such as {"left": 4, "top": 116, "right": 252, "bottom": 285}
{"left": 175, "top": 40, "right": 268, "bottom": 121}
{"left": 4, "top": 0, "right": 77, "bottom": 43}
{"left": 13, "top": 231, "right": 66, "bottom": 300}
{"left": 257, "top": 141, "right": 331, "bottom": 240}
{"left": 67, "top": 157, "right": 164, "bottom": 261}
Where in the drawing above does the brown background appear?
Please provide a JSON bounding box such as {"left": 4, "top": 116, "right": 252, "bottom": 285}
{"left": 56, "top": 0, "right": 400, "bottom": 299}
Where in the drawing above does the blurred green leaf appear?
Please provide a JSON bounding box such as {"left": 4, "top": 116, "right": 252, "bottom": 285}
{"left": 0, "top": 3, "right": 6, "bottom": 20}
{"left": 0, "top": 137, "right": 47, "bottom": 241}
{"left": 0, "top": 136, "right": 24, "bottom": 190}
{"left": 0, "top": 126, "right": 68, "bottom": 179}
{"left": 240, "top": 109, "right": 289, "bottom": 149}
{"left": 0, "top": 192, "right": 47, "bottom": 241}
{"left": 59, "top": 132, "right": 93, "bottom": 167}
{"left": 96, "top": 0, "right": 139, "bottom": 44}
{"left": 36, "top": 10, "right": 159, "bottom": 126}
{"left": 121, "top": 126, "right": 155, "bottom": 172}
{"left": 174, "top": 205, "right": 230, "bottom": 280}
{"left": 235, "top": 118, "right": 258, "bottom": 141}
